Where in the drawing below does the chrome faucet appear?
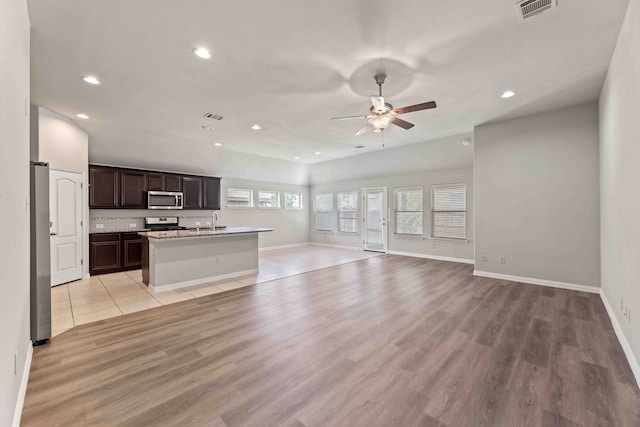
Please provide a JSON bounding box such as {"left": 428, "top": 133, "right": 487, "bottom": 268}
{"left": 213, "top": 211, "right": 219, "bottom": 230}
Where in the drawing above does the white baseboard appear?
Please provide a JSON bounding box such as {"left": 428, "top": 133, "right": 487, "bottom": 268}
{"left": 259, "top": 242, "right": 310, "bottom": 251}
{"left": 472, "top": 270, "right": 599, "bottom": 294}
{"left": 149, "top": 268, "right": 259, "bottom": 293}
{"left": 600, "top": 290, "right": 640, "bottom": 388}
{"left": 12, "top": 342, "right": 33, "bottom": 427}
{"left": 309, "top": 242, "right": 362, "bottom": 251}
{"left": 388, "top": 250, "right": 474, "bottom": 265}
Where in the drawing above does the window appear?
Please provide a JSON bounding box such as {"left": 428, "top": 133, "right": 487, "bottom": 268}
{"left": 432, "top": 183, "right": 467, "bottom": 240}
{"left": 337, "top": 191, "right": 358, "bottom": 233}
{"left": 284, "top": 192, "right": 302, "bottom": 209}
{"left": 227, "top": 188, "right": 253, "bottom": 207}
{"left": 258, "top": 190, "right": 280, "bottom": 208}
{"left": 395, "top": 187, "right": 423, "bottom": 235}
{"left": 315, "top": 193, "right": 333, "bottom": 231}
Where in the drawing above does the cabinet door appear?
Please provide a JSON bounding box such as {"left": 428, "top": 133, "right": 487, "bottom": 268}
{"left": 203, "top": 177, "right": 221, "bottom": 210}
{"left": 89, "top": 166, "right": 119, "bottom": 208}
{"left": 182, "top": 177, "right": 203, "bottom": 209}
{"left": 122, "top": 234, "right": 142, "bottom": 269}
{"left": 146, "top": 173, "right": 166, "bottom": 191}
{"left": 120, "top": 170, "right": 147, "bottom": 208}
{"left": 89, "top": 234, "right": 121, "bottom": 275}
{"left": 165, "top": 174, "right": 182, "bottom": 192}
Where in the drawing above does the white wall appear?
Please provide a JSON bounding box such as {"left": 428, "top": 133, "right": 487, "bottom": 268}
{"left": 32, "top": 106, "right": 90, "bottom": 277}
{"left": 309, "top": 168, "right": 474, "bottom": 262}
{"left": 474, "top": 102, "right": 600, "bottom": 288}
{"left": 599, "top": 0, "right": 640, "bottom": 380}
{"left": 220, "top": 178, "right": 310, "bottom": 248}
{"left": 36, "top": 107, "right": 89, "bottom": 173}
{"left": 0, "top": 0, "right": 31, "bottom": 424}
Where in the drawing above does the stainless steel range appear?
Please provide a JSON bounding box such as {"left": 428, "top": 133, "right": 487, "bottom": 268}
{"left": 144, "top": 216, "right": 187, "bottom": 231}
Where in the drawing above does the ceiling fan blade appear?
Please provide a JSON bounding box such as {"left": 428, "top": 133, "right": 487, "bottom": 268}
{"left": 355, "top": 123, "right": 371, "bottom": 136}
{"left": 331, "top": 115, "right": 371, "bottom": 121}
{"left": 393, "top": 101, "right": 437, "bottom": 115}
{"left": 392, "top": 117, "right": 415, "bottom": 130}
{"left": 370, "top": 96, "right": 386, "bottom": 112}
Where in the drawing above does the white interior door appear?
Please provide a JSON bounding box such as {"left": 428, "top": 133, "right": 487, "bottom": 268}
{"left": 362, "top": 187, "right": 387, "bottom": 252}
{"left": 50, "top": 169, "right": 83, "bottom": 286}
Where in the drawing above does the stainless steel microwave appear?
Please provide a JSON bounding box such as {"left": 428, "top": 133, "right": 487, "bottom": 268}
{"left": 148, "top": 191, "right": 184, "bottom": 209}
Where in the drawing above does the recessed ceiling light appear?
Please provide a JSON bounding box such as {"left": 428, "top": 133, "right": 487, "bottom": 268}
{"left": 462, "top": 139, "right": 472, "bottom": 146}
{"left": 214, "top": 142, "right": 222, "bottom": 146}
{"left": 76, "top": 113, "right": 89, "bottom": 119}
{"left": 250, "top": 124, "right": 262, "bottom": 130}
{"left": 294, "top": 156, "right": 301, "bottom": 160}
{"left": 314, "top": 151, "right": 321, "bottom": 155}
{"left": 202, "top": 126, "right": 212, "bottom": 130}
{"left": 193, "top": 47, "right": 211, "bottom": 59}
{"left": 501, "top": 90, "right": 516, "bottom": 99}
{"left": 81, "top": 76, "right": 101, "bottom": 85}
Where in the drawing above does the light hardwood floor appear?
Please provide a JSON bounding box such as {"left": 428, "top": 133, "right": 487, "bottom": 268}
{"left": 51, "top": 245, "right": 380, "bottom": 336}
{"left": 25, "top": 255, "right": 639, "bottom": 426}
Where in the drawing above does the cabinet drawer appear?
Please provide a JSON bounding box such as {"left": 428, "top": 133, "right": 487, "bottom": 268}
{"left": 90, "top": 233, "right": 120, "bottom": 242}
{"left": 122, "top": 232, "right": 143, "bottom": 240}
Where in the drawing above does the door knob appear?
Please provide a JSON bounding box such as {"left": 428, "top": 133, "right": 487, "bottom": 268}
{"left": 50, "top": 232, "right": 57, "bottom": 236}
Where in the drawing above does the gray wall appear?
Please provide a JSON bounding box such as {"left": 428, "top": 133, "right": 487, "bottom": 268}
{"left": 474, "top": 102, "right": 600, "bottom": 287}
{"left": 0, "top": 0, "right": 31, "bottom": 424}
{"left": 599, "top": 0, "right": 640, "bottom": 377}
{"left": 310, "top": 168, "right": 474, "bottom": 262}
{"left": 309, "top": 133, "right": 473, "bottom": 185}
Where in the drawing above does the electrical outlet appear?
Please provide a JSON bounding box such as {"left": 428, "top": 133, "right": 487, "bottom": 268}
{"left": 431, "top": 242, "right": 436, "bottom": 249}
{"left": 499, "top": 256, "right": 506, "bottom": 264}
{"left": 129, "top": 223, "right": 137, "bottom": 228}
{"left": 96, "top": 224, "right": 104, "bottom": 229}
{"left": 481, "top": 255, "right": 487, "bottom": 262}
{"left": 195, "top": 222, "right": 201, "bottom": 226}
{"left": 206, "top": 221, "right": 211, "bottom": 225}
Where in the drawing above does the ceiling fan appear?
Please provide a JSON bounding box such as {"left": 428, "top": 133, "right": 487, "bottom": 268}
{"left": 332, "top": 73, "right": 437, "bottom": 135}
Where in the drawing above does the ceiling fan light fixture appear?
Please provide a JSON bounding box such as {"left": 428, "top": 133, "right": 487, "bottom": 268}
{"left": 369, "top": 115, "right": 393, "bottom": 130}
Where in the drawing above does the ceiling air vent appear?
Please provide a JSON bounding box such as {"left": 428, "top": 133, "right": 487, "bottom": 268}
{"left": 203, "top": 112, "right": 224, "bottom": 120}
{"left": 353, "top": 145, "right": 366, "bottom": 149}
{"left": 516, "top": 0, "right": 557, "bottom": 20}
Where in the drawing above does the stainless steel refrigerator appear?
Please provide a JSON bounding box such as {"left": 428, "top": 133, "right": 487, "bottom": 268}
{"left": 30, "top": 161, "right": 51, "bottom": 345}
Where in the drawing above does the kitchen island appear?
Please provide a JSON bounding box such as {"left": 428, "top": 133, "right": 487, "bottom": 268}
{"left": 139, "top": 227, "right": 273, "bottom": 292}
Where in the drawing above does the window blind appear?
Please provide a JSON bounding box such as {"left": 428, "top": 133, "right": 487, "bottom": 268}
{"left": 432, "top": 184, "right": 467, "bottom": 239}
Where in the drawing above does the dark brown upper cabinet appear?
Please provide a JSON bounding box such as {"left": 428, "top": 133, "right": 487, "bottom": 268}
{"left": 165, "top": 174, "right": 182, "bottom": 192}
{"left": 203, "top": 177, "right": 221, "bottom": 210}
{"left": 89, "top": 165, "right": 219, "bottom": 210}
{"left": 146, "top": 173, "right": 165, "bottom": 191}
{"left": 120, "top": 170, "right": 147, "bottom": 208}
{"left": 182, "top": 176, "right": 203, "bottom": 209}
{"left": 89, "top": 166, "right": 119, "bottom": 208}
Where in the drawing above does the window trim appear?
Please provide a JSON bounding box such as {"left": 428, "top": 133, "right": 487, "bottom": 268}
{"left": 226, "top": 188, "right": 254, "bottom": 209}
{"left": 394, "top": 186, "right": 424, "bottom": 236}
{"left": 284, "top": 192, "right": 303, "bottom": 210}
{"left": 257, "top": 190, "right": 281, "bottom": 209}
{"left": 337, "top": 190, "right": 358, "bottom": 234}
{"left": 314, "top": 193, "right": 334, "bottom": 232}
{"left": 431, "top": 183, "right": 467, "bottom": 241}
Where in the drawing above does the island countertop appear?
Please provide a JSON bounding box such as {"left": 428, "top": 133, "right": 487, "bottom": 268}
{"left": 138, "top": 227, "right": 273, "bottom": 240}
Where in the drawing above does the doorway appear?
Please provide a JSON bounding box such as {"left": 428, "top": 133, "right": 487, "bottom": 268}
{"left": 50, "top": 169, "right": 84, "bottom": 286}
{"left": 362, "top": 187, "right": 387, "bottom": 252}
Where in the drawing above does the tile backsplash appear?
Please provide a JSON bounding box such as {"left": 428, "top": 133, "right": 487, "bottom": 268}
{"left": 90, "top": 209, "right": 221, "bottom": 230}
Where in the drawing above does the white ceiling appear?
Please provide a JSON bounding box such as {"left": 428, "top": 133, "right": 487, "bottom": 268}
{"left": 28, "top": 0, "right": 629, "bottom": 168}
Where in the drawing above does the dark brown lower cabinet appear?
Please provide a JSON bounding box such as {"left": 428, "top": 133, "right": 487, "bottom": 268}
{"left": 90, "top": 232, "right": 143, "bottom": 275}
{"left": 122, "top": 233, "right": 142, "bottom": 269}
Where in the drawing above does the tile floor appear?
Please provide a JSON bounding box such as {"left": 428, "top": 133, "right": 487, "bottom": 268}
{"left": 51, "top": 244, "right": 381, "bottom": 336}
